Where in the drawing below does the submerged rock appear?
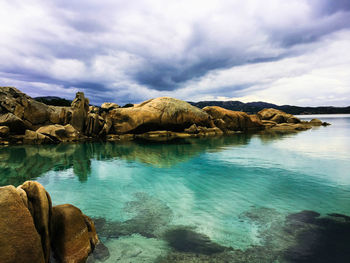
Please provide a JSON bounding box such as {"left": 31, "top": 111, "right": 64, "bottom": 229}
{"left": 163, "top": 227, "right": 227, "bottom": 255}
{"left": 95, "top": 193, "right": 173, "bottom": 239}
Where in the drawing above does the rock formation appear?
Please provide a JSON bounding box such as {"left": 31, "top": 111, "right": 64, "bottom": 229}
{"left": 106, "top": 97, "right": 214, "bottom": 134}
{"left": 0, "top": 87, "right": 330, "bottom": 145}
{"left": 256, "top": 108, "right": 325, "bottom": 132}
{"left": 0, "top": 181, "right": 101, "bottom": 263}
{"left": 203, "top": 106, "right": 264, "bottom": 132}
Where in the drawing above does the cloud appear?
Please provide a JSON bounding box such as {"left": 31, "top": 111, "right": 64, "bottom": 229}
{"left": 0, "top": 0, "right": 349, "bottom": 105}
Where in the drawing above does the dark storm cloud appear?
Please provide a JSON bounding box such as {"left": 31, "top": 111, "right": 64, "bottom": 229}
{"left": 0, "top": 0, "right": 350, "bottom": 105}
{"left": 316, "top": 0, "right": 350, "bottom": 15}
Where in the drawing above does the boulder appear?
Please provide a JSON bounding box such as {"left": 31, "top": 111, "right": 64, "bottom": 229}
{"left": 101, "top": 102, "right": 119, "bottom": 111}
{"left": 257, "top": 108, "right": 300, "bottom": 124}
{"left": 184, "top": 124, "right": 199, "bottom": 134}
{"left": 24, "top": 130, "right": 53, "bottom": 144}
{"left": 286, "top": 117, "right": 301, "bottom": 124}
{"left": 203, "top": 106, "right": 264, "bottom": 132}
{"left": 37, "top": 124, "right": 67, "bottom": 141}
{"left": 51, "top": 204, "right": 99, "bottom": 263}
{"left": 19, "top": 181, "right": 52, "bottom": 263}
{"left": 23, "top": 100, "right": 49, "bottom": 125}
{"left": 0, "top": 185, "right": 45, "bottom": 263}
{"left": 108, "top": 97, "right": 213, "bottom": 134}
{"left": 270, "top": 114, "right": 286, "bottom": 123}
{"left": 0, "top": 113, "right": 29, "bottom": 134}
{"left": 70, "top": 92, "right": 89, "bottom": 132}
{"left": 0, "top": 125, "right": 9, "bottom": 137}
{"left": 37, "top": 124, "right": 83, "bottom": 142}
{"left": 261, "top": 120, "right": 277, "bottom": 129}
{"left": 48, "top": 106, "right": 71, "bottom": 125}
{"left": 309, "top": 118, "right": 323, "bottom": 126}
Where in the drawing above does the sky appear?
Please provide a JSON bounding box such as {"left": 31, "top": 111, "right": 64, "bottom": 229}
{"left": 0, "top": 0, "right": 350, "bottom": 106}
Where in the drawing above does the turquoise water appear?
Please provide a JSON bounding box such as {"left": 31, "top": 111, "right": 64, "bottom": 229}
{"left": 1, "top": 114, "right": 350, "bottom": 262}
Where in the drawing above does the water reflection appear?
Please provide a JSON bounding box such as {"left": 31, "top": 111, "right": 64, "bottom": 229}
{"left": 1, "top": 134, "right": 265, "bottom": 186}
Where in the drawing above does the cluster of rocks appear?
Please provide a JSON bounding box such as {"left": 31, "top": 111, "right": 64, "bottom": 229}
{"left": 0, "top": 87, "right": 329, "bottom": 145}
{"left": 257, "top": 108, "right": 330, "bottom": 132}
{"left": 0, "top": 181, "right": 106, "bottom": 263}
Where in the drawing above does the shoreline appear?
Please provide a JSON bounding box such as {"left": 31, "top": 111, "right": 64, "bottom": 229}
{"left": 0, "top": 87, "right": 330, "bottom": 146}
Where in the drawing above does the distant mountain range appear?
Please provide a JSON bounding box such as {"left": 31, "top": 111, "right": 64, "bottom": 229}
{"left": 188, "top": 101, "right": 350, "bottom": 115}
{"left": 35, "top": 96, "right": 350, "bottom": 115}
{"left": 35, "top": 96, "right": 72, "bottom": 107}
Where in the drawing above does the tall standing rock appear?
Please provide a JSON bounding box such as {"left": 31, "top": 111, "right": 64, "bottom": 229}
{"left": 70, "top": 92, "right": 89, "bottom": 133}
{"left": 19, "top": 181, "right": 52, "bottom": 263}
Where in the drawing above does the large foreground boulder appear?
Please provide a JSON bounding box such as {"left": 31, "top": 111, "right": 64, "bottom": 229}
{"left": 0, "top": 186, "right": 45, "bottom": 263}
{"left": 107, "top": 97, "right": 213, "bottom": 134}
{"left": 0, "top": 181, "right": 100, "bottom": 263}
{"left": 51, "top": 204, "right": 99, "bottom": 263}
{"left": 203, "top": 106, "right": 264, "bottom": 132}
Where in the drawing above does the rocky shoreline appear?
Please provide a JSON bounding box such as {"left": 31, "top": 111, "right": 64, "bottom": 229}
{"left": 0, "top": 87, "right": 329, "bottom": 145}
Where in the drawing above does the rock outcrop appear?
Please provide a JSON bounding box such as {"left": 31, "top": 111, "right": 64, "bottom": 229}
{"left": 256, "top": 108, "right": 320, "bottom": 132}
{"left": 0, "top": 181, "right": 100, "bottom": 263}
{"left": 0, "top": 87, "right": 330, "bottom": 144}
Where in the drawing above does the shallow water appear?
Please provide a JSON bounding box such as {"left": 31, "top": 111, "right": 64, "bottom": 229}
{"left": 1, "top": 114, "right": 350, "bottom": 262}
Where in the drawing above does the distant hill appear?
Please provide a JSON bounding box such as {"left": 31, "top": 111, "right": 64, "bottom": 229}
{"left": 188, "top": 100, "right": 350, "bottom": 115}
{"left": 35, "top": 96, "right": 72, "bottom": 107}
